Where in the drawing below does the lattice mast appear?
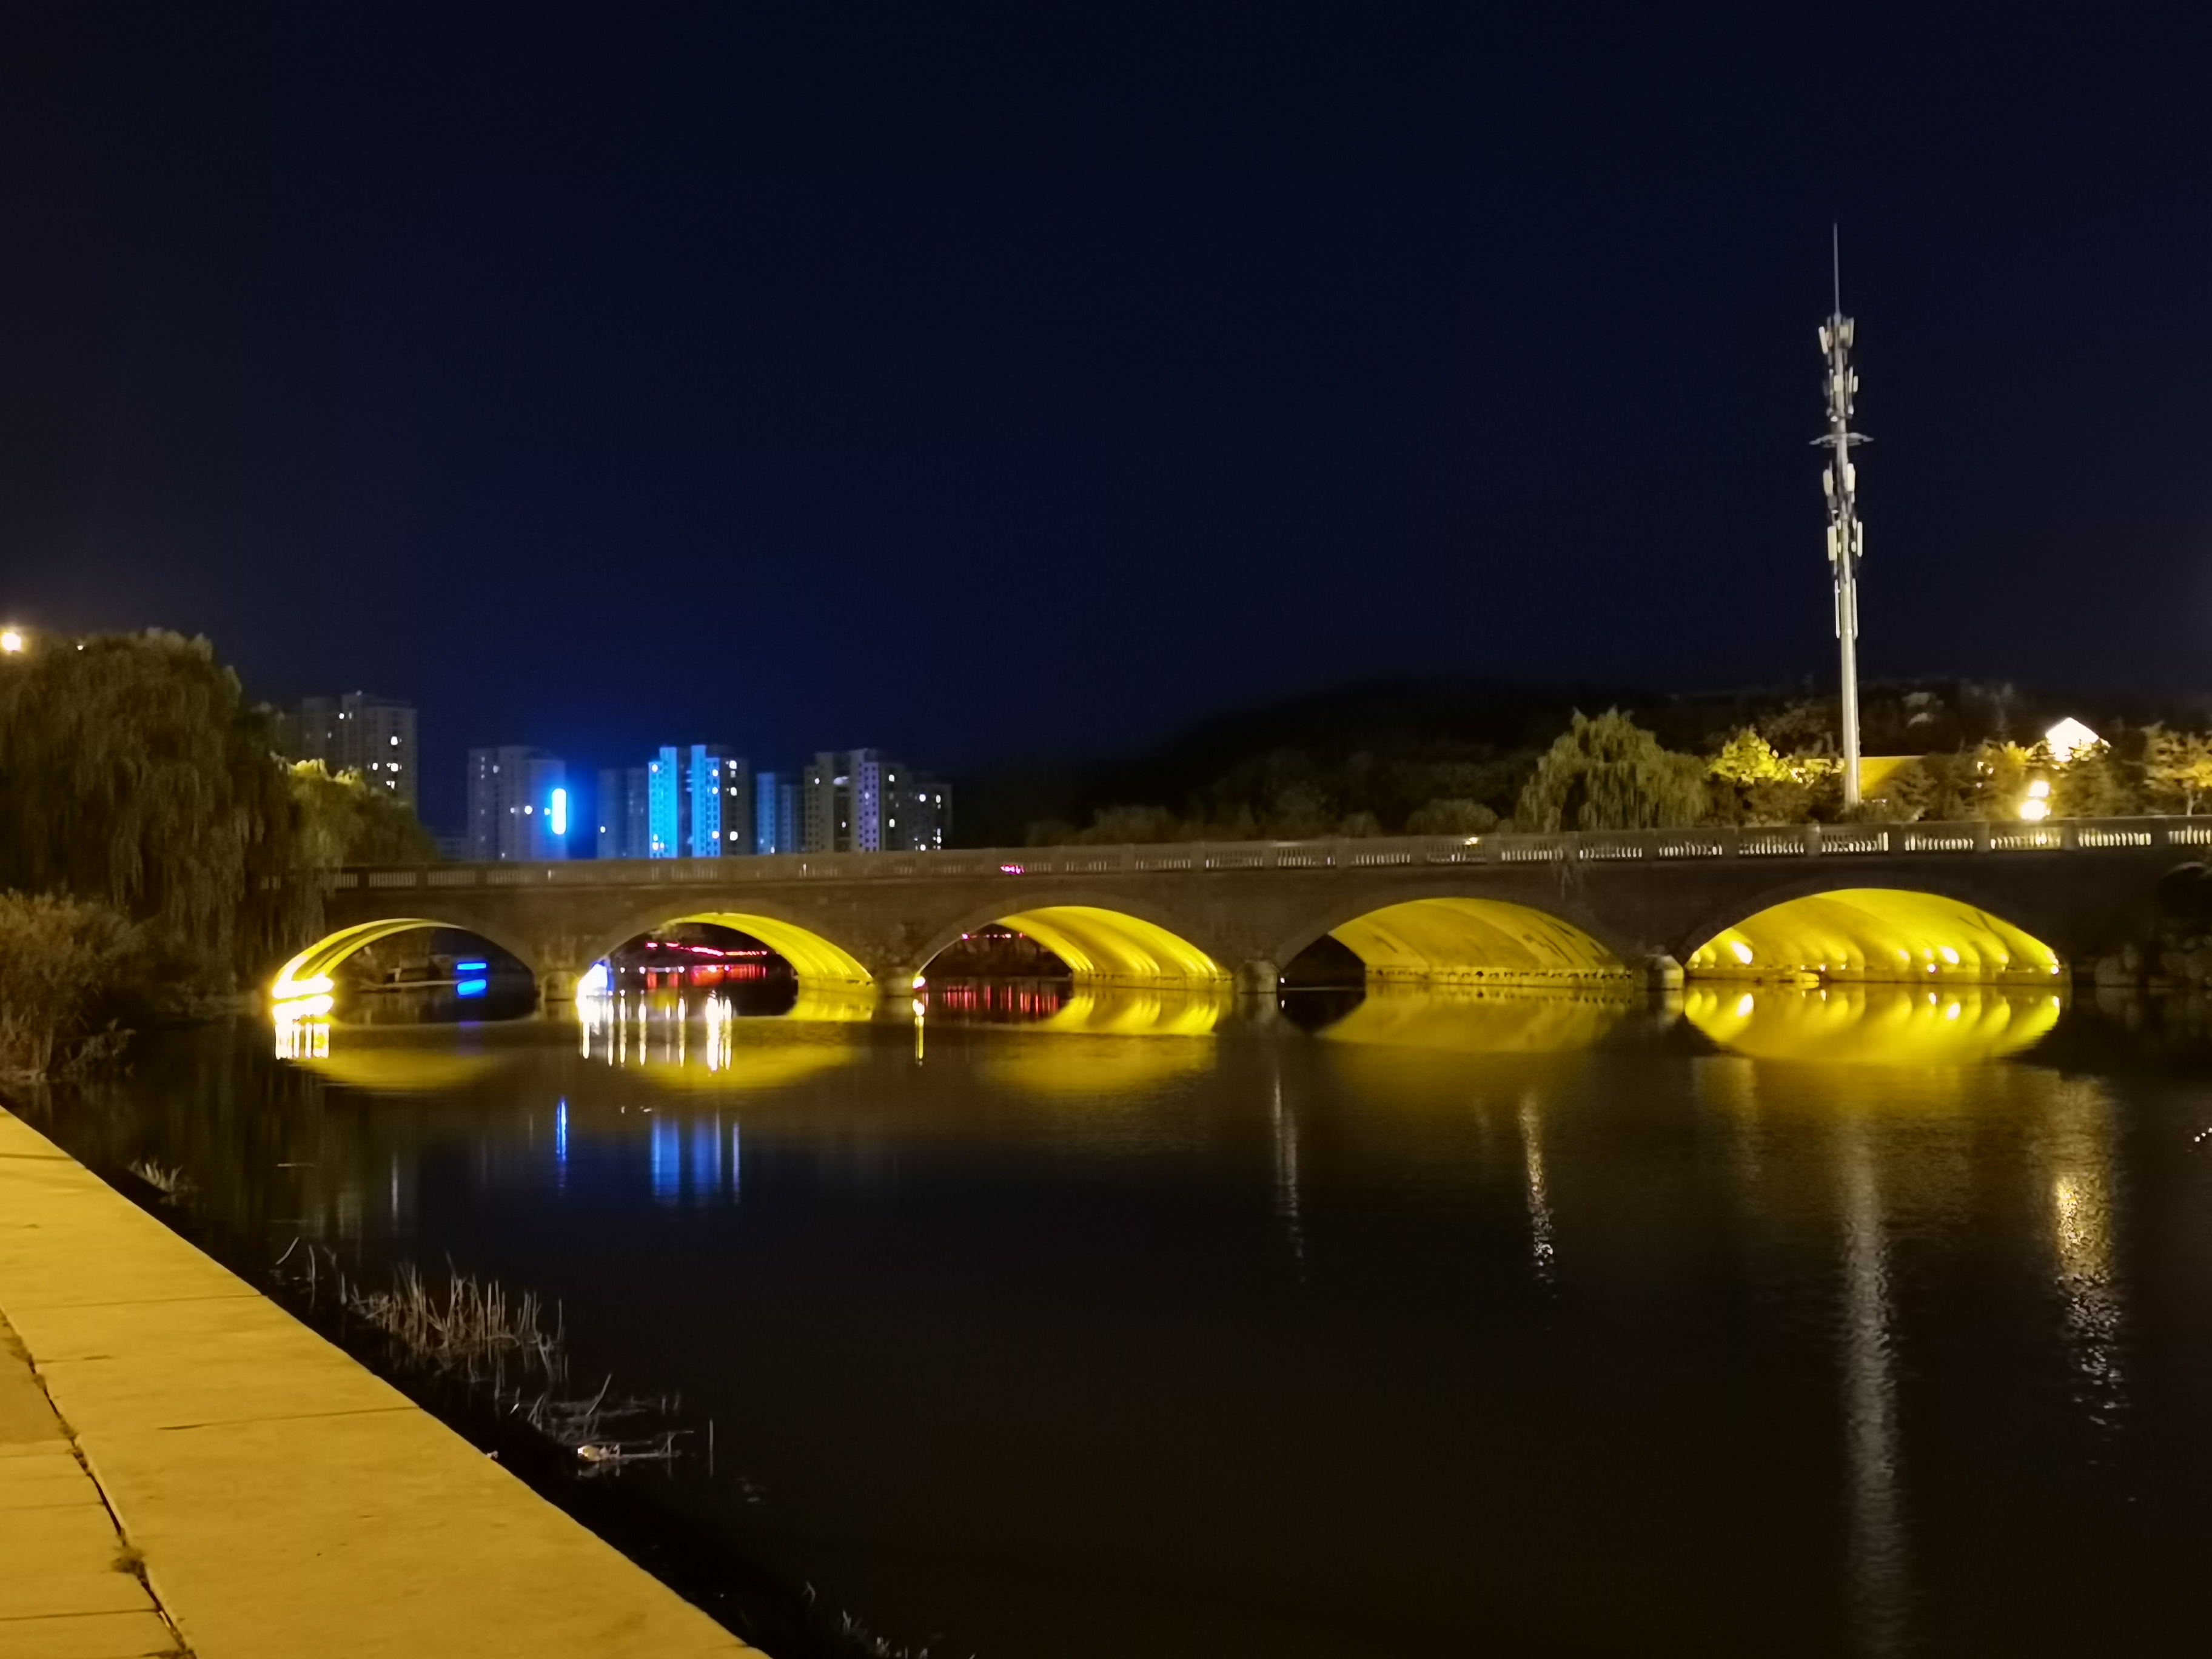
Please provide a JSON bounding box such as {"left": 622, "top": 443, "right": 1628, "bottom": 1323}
{"left": 1816, "top": 227, "right": 1869, "bottom": 806}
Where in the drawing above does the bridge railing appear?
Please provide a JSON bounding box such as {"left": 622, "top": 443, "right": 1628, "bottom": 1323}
{"left": 325, "top": 814, "right": 2212, "bottom": 891}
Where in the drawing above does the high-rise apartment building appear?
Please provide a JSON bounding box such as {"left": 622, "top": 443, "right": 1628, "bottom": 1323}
{"left": 465, "top": 746, "right": 568, "bottom": 862}
{"left": 595, "top": 766, "right": 651, "bottom": 859}
{"left": 753, "top": 771, "right": 801, "bottom": 855}
{"left": 802, "top": 751, "right": 951, "bottom": 853}
{"left": 645, "top": 744, "right": 751, "bottom": 858}
{"left": 276, "top": 692, "right": 419, "bottom": 808}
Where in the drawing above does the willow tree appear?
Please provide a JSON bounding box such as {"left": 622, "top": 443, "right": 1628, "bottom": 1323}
{"left": 0, "top": 631, "right": 303, "bottom": 980}
{"left": 1515, "top": 711, "right": 1707, "bottom": 832}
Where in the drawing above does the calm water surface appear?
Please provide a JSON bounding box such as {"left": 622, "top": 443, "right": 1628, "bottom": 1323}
{"left": 29, "top": 984, "right": 2212, "bottom": 1657}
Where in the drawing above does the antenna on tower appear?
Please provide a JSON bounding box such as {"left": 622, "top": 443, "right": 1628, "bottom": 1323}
{"left": 1815, "top": 227, "right": 1869, "bottom": 806}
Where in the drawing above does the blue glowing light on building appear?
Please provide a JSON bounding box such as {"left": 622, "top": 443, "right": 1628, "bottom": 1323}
{"left": 690, "top": 748, "right": 722, "bottom": 859}
{"left": 455, "top": 977, "right": 488, "bottom": 998}
{"left": 647, "top": 747, "right": 680, "bottom": 857}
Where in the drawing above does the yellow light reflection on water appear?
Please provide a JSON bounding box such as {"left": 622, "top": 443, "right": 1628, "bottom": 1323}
{"left": 1683, "top": 984, "right": 2062, "bottom": 1065}
{"left": 1316, "top": 985, "right": 1640, "bottom": 1054}
{"left": 967, "top": 985, "right": 1227, "bottom": 1094}
{"left": 575, "top": 987, "right": 867, "bottom": 1091}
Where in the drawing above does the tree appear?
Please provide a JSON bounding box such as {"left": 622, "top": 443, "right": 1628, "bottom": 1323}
{"left": 2046, "top": 737, "right": 2140, "bottom": 820}
{"left": 287, "top": 762, "right": 440, "bottom": 868}
{"left": 1515, "top": 711, "right": 1707, "bottom": 832}
{"left": 0, "top": 631, "right": 302, "bottom": 975}
{"left": 1405, "top": 797, "right": 1500, "bottom": 836}
{"left": 2144, "top": 726, "right": 2212, "bottom": 815}
{"left": 1704, "top": 728, "right": 1837, "bottom": 825}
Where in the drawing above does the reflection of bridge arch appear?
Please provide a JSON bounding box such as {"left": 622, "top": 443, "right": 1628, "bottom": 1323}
{"left": 911, "top": 899, "right": 1227, "bottom": 987}
{"left": 272, "top": 917, "right": 540, "bottom": 1005}
{"left": 1275, "top": 894, "right": 1639, "bottom": 987}
{"left": 1684, "top": 886, "right": 2064, "bottom": 984}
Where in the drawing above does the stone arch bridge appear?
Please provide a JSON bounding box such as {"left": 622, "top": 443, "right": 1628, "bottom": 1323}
{"left": 288, "top": 817, "right": 2207, "bottom": 1005}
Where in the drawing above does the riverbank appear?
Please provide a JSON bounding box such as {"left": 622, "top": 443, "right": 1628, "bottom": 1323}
{"left": 0, "top": 1104, "right": 754, "bottom": 1658}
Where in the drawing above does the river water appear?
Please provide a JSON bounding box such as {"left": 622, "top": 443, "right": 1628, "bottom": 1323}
{"left": 25, "top": 982, "right": 2212, "bottom": 1657}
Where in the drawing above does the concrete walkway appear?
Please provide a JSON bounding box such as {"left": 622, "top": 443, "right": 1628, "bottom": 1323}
{"left": 0, "top": 1106, "right": 755, "bottom": 1658}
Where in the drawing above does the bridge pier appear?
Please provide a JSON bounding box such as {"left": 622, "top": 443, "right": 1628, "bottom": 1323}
{"left": 1235, "top": 958, "right": 1281, "bottom": 999}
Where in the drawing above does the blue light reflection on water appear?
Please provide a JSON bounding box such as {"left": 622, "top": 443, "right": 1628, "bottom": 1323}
{"left": 649, "top": 1114, "right": 680, "bottom": 1205}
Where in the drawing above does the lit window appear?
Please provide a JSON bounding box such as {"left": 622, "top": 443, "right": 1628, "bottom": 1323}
{"left": 389, "top": 736, "right": 400, "bottom": 746}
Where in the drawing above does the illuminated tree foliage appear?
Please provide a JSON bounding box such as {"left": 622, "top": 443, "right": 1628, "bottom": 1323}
{"left": 1704, "top": 729, "right": 1842, "bottom": 825}
{"left": 1515, "top": 711, "right": 1706, "bottom": 832}
{"left": 2143, "top": 726, "right": 2212, "bottom": 815}
{"left": 287, "top": 760, "right": 438, "bottom": 869}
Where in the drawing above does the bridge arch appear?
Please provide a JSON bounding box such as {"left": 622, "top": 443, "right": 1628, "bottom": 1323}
{"left": 1683, "top": 886, "right": 2064, "bottom": 984}
{"left": 580, "top": 910, "right": 875, "bottom": 988}
{"left": 1274, "top": 894, "right": 1639, "bottom": 988}
{"left": 271, "top": 917, "right": 543, "bottom": 1010}
{"left": 911, "top": 898, "right": 1227, "bottom": 988}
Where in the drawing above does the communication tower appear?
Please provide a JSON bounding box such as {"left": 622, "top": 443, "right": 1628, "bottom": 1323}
{"left": 1816, "top": 228, "right": 1869, "bottom": 806}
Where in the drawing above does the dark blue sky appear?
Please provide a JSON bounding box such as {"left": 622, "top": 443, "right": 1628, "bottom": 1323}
{"left": 4, "top": 5, "right": 2210, "bottom": 829}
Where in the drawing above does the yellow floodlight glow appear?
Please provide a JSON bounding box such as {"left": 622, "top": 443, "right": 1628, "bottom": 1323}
{"left": 651, "top": 912, "right": 874, "bottom": 985}
{"left": 0, "top": 629, "right": 22, "bottom": 654}
{"left": 270, "top": 918, "right": 468, "bottom": 1009}
{"left": 992, "top": 907, "right": 1226, "bottom": 985}
{"left": 1328, "top": 897, "right": 1626, "bottom": 985}
{"left": 1686, "top": 889, "right": 2061, "bottom": 985}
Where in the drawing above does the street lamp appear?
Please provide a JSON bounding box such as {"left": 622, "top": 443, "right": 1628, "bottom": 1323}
{"left": 0, "top": 628, "right": 23, "bottom": 654}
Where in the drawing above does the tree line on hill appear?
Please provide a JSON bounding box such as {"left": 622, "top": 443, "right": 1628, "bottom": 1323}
{"left": 0, "top": 631, "right": 432, "bottom": 1077}
{"left": 996, "top": 680, "right": 2212, "bottom": 846}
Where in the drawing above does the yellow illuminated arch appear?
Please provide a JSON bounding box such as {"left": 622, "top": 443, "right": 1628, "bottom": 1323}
{"left": 648, "top": 912, "right": 874, "bottom": 986}
{"left": 1327, "top": 898, "right": 1627, "bottom": 985}
{"left": 1684, "top": 985, "right": 2063, "bottom": 1064}
{"left": 1687, "top": 888, "right": 2062, "bottom": 984}
{"left": 271, "top": 918, "right": 504, "bottom": 1009}
{"left": 937, "top": 907, "right": 1225, "bottom": 986}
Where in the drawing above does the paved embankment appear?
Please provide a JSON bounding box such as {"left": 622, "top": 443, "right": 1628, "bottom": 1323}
{"left": 0, "top": 1105, "right": 754, "bottom": 1659}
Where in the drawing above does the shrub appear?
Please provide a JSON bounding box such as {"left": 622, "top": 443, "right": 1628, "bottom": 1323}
{"left": 0, "top": 892, "right": 141, "bottom": 1078}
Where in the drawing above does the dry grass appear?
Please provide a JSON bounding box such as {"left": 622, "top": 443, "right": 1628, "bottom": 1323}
{"left": 341, "top": 1262, "right": 565, "bottom": 1384}
{"left": 127, "top": 1159, "right": 190, "bottom": 1199}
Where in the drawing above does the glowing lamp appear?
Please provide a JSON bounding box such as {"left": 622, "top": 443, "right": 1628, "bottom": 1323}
{"left": 549, "top": 788, "right": 568, "bottom": 836}
{"left": 0, "top": 629, "right": 21, "bottom": 654}
{"left": 2045, "top": 717, "right": 2101, "bottom": 765}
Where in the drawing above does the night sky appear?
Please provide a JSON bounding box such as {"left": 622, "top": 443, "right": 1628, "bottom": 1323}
{"left": 4, "top": 7, "right": 2210, "bottom": 830}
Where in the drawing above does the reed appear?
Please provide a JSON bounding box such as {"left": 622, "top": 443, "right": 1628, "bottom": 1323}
{"left": 340, "top": 1262, "right": 565, "bottom": 1385}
